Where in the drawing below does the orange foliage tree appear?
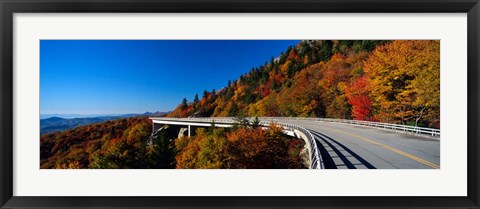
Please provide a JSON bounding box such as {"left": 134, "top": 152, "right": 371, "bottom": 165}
{"left": 363, "top": 40, "right": 440, "bottom": 127}
{"left": 175, "top": 124, "right": 306, "bottom": 169}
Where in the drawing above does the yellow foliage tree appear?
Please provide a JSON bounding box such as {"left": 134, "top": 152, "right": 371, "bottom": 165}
{"left": 363, "top": 40, "right": 440, "bottom": 127}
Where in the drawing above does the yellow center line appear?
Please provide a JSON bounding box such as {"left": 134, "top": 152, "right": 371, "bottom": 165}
{"left": 323, "top": 127, "right": 440, "bottom": 169}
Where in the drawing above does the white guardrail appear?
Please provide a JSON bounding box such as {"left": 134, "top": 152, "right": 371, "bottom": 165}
{"left": 258, "top": 117, "right": 440, "bottom": 138}
{"left": 275, "top": 122, "right": 323, "bottom": 169}
{"left": 150, "top": 117, "right": 323, "bottom": 169}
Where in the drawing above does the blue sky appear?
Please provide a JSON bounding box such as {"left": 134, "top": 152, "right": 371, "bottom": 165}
{"left": 40, "top": 40, "right": 300, "bottom": 115}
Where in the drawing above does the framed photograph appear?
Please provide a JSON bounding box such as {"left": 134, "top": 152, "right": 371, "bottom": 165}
{"left": 1, "top": 0, "right": 479, "bottom": 208}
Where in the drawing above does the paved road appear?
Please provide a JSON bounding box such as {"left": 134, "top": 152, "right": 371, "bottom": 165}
{"left": 274, "top": 119, "right": 440, "bottom": 169}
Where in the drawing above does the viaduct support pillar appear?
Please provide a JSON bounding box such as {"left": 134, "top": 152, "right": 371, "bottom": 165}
{"left": 152, "top": 123, "right": 159, "bottom": 134}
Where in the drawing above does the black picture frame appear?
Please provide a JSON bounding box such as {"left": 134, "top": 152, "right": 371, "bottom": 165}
{"left": 1, "top": 0, "right": 479, "bottom": 208}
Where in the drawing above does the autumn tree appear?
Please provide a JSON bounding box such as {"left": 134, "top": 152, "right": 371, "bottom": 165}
{"left": 363, "top": 40, "right": 440, "bottom": 127}
{"left": 175, "top": 128, "right": 229, "bottom": 169}
{"left": 225, "top": 123, "right": 304, "bottom": 168}
{"left": 91, "top": 120, "right": 152, "bottom": 168}
{"left": 174, "top": 124, "right": 306, "bottom": 169}
{"left": 345, "top": 76, "right": 373, "bottom": 120}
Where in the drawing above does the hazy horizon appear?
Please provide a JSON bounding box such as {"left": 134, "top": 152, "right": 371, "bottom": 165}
{"left": 40, "top": 111, "right": 171, "bottom": 119}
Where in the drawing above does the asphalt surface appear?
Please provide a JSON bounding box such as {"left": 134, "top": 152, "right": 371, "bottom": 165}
{"left": 274, "top": 119, "right": 440, "bottom": 169}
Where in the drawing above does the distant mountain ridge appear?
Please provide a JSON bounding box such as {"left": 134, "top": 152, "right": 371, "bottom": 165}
{"left": 40, "top": 111, "right": 169, "bottom": 134}
{"left": 40, "top": 111, "right": 169, "bottom": 119}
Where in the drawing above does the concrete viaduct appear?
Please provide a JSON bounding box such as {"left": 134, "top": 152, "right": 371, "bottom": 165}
{"left": 150, "top": 117, "right": 440, "bottom": 169}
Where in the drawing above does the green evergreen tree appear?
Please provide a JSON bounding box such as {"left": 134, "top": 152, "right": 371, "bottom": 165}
{"left": 194, "top": 94, "right": 199, "bottom": 104}
{"left": 251, "top": 116, "right": 261, "bottom": 129}
{"left": 181, "top": 98, "right": 188, "bottom": 109}
{"left": 203, "top": 90, "right": 208, "bottom": 99}
{"left": 146, "top": 129, "right": 176, "bottom": 168}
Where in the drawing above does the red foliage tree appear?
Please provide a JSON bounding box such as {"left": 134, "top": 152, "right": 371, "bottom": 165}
{"left": 345, "top": 76, "right": 373, "bottom": 121}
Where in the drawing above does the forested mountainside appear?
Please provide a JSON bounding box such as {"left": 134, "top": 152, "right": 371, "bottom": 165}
{"left": 41, "top": 116, "right": 305, "bottom": 169}
{"left": 40, "top": 117, "right": 154, "bottom": 169}
{"left": 168, "top": 40, "right": 440, "bottom": 128}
